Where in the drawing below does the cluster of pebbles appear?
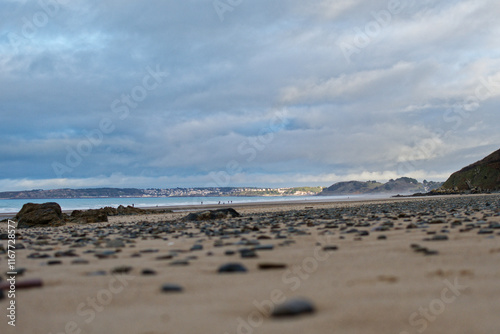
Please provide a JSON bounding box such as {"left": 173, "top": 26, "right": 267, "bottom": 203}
{"left": 1, "top": 194, "right": 499, "bottom": 319}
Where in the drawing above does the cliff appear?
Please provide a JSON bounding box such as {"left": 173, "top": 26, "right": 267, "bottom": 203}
{"left": 319, "top": 178, "right": 442, "bottom": 196}
{"left": 441, "top": 148, "right": 500, "bottom": 191}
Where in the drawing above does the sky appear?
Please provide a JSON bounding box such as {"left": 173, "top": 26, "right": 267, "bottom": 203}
{"left": 1, "top": 0, "right": 500, "bottom": 191}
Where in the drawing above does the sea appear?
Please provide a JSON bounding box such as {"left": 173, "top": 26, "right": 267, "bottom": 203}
{"left": 0, "top": 194, "right": 390, "bottom": 214}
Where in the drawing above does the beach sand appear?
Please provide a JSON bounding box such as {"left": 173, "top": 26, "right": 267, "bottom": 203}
{"left": 1, "top": 194, "right": 500, "bottom": 334}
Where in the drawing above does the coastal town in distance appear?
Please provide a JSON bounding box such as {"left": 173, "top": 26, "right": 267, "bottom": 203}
{"left": 0, "top": 178, "right": 444, "bottom": 200}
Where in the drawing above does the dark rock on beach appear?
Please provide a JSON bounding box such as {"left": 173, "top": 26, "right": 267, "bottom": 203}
{"left": 111, "top": 266, "right": 133, "bottom": 274}
{"left": 0, "top": 278, "right": 43, "bottom": 290}
{"left": 69, "top": 205, "right": 164, "bottom": 224}
{"left": 190, "top": 244, "right": 203, "bottom": 251}
{"left": 169, "top": 260, "right": 190, "bottom": 266}
{"left": 258, "top": 263, "right": 287, "bottom": 270}
{"left": 69, "top": 208, "right": 110, "bottom": 224}
{"left": 184, "top": 208, "right": 241, "bottom": 221}
{"left": 106, "top": 239, "right": 126, "bottom": 249}
{"left": 13, "top": 202, "right": 174, "bottom": 227}
{"left": 239, "top": 249, "right": 258, "bottom": 258}
{"left": 141, "top": 269, "right": 157, "bottom": 276}
{"left": 15, "top": 202, "right": 66, "bottom": 228}
{"left": 217, "top": 263, "right": 248, "bottom": 273}
{"left": 161, "top": 284, "right": 184, "bottom": 293}
{"left": 272, "top": 298, "right": 316, "bottom": 317}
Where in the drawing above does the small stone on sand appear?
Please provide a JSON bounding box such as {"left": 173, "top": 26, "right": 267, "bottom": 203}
{"left": 218, "top": 263, "right": 248, "bottom": 273}
{"left": 272, "top": 298, "right": 316, "bottom": 317}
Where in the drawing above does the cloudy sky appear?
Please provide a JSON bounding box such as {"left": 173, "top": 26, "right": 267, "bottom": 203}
{"left": 1, "top": 0, "right": 500, "bottom": 191}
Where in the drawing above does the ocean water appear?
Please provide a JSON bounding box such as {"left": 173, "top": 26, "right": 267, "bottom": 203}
{"left": 0, "top": 194, "right": 381, "bottom": 214}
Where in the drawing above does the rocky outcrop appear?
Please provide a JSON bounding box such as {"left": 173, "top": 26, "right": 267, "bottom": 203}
{"left": 13, "top": 203, "right": 173, "bottom": 227}
{"left": 318, "top": 178, "right": 442, "bottom": 196}
{"left": 370, "top": 177, "right": 422, "bottom": 194}
{"left": 183, "top": 208, "right": 241, "bottom": 221}
{"left": 15, "top": 202, "right": 66, "bottom": 228}
{"left": 68, "top": 208, "right": 112, "bottom": 224}
{"left": 318, "top": 181, "right": 383, "bottom": 195}
{"left": 68, "top": 205, "right": 171, "bottom": 224}
{"left": 441, "top": 148, "right": 500, "bottom": 192}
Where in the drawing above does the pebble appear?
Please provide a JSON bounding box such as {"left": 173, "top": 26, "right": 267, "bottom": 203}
{"left": 140, "top": 249, "right": 159, "bottom": 253}
{"left": 27, "top": 252, "right": 51, "bottom": 259}
{"left": 412, "top": 245, "right": 428, "bottom": 253}
{"left": 161, "top": 284, "right": 184, "bottom": 293}
{"left": 239, "top": 249, "right": 258, "bottom": 258}
{"left": 111, "top": 266, "right": 133, "bottom": 274}
{"left": 190, "top": 244, "right": 203, "bottom": 251}
{"left": 55, "top": 250, "right": 78, "bottom": 257}
{"left": 170, "top": 260, "right": 190, "bottom": 266}
{"left": 253, "top": 244, "right": 274, "bottom": 251}
{"left": 141, "top": 269, "right": 157, "bottom": 276}
{"left": 424, "top": 250, "right": 439, "bottom": 256}
{"left": 95, "top": 250, "right": 118, "bottom": 259}
{"left": 430, "top": 235, "right": 449, "bottom": 241}
{"left": 218, "top": 263, "right": 248, "bottom": 273}
{"left": 0, "top": 278, "right": 43, "bottom": 290}
{"left": 272, "top": 298, "right": 316, "bottom": 317}
{"left": 106, "top": 239, "right": 126, "bottom": 248}
{"left": 258, "top": 263, "right": 287, "bottom": 270}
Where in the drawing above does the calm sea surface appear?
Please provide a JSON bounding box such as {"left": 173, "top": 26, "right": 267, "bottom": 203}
{"left": 0, "top": 195, "right": 387, "bottom": 214}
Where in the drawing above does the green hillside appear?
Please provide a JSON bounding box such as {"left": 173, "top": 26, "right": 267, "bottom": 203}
{"left": 441, "top": 148, "right": 500, "bottom": 191}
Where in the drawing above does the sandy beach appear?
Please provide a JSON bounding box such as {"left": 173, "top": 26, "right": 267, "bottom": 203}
{"left": 1, "top": 194, "right": 500, "bottom": 334}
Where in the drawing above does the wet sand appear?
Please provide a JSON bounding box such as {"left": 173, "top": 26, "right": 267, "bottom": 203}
{"left": 1, "top": 194, "right": 500, "bottom": 334}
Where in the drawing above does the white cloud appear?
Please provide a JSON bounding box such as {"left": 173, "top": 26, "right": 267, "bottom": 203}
{"left": 280, "top": 61, "right": 417, "bottom": 104}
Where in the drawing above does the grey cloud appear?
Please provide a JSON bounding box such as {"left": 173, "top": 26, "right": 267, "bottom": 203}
{"left": 1, "top": 0, "right": 499, "bottom": 190}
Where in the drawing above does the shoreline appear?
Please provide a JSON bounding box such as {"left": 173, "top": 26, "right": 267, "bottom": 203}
{"left": 0, "top": 194, "right": 384, "bottom": 219}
